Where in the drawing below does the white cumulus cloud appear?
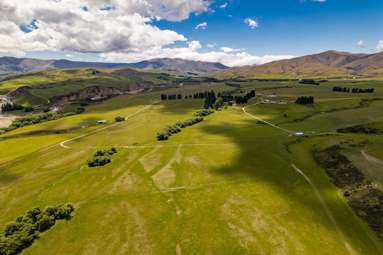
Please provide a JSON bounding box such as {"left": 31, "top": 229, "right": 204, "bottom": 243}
{"left": 195, "top": 22, "right": 208, "bottom": 30}
{"left": 377, "top": 40, "right": 383, "bottom": 52}
{"left": 0, "top": 0, "right": 293, "bottom": 67}
{"left": 357, "top": 40, "right": 366, "bottom": 49}
{"left": 101, "top": 40, "right": 294, "bottom": 67}
{"left": 219, "top": 3, "right": 228, "bottom": 9}
{"left": 0, "top": 0, "right": 208, "bottom": 55}
{"left": 244, "top": 18, "right": 258, "bottom": 29}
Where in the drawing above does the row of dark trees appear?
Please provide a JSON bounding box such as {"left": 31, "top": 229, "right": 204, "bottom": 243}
{"left": 333, "top": 87, "right": 375, "bottom": 93}
{"left": 160, "top": 91, "right": 218, "bottom": 101}
{"left": 2, "top": 112, "right": 73, "bottom": 132}
{"left": 160, "top": 94, "right": 183, "bottom": 100}
{"left": 299, "top": 79, "right": 320, "bottom": 85}
{"left": 195, "top": 109, "right": 214, "bottom": 117}
{"left": 1, "top": 103, "right": 34, "bottom": 113}
{"left": 296, "top": 96, "right": 314, "bottom": 105}
{"left": 157, "top": 117, "right": 204, "bottom": 141}
{"left": 160, "top": 89, "right": 256, "bottom": 110}
{"left": 0, "top": 204, "right": 74, "bottom": 255}
{"left": 88, "top": 148, "right": 118, "bottom": 167}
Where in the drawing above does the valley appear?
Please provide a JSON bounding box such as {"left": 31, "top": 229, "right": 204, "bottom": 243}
{"left": 1, "top": 70, "right": 383, "bottom": 254}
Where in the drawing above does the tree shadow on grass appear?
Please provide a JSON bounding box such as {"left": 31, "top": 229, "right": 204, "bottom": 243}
{"left": 199, "top": 119, "right": 382, "bottom": 251}
{"left": 0, "top": 170, "right": 20, "bottom": 184}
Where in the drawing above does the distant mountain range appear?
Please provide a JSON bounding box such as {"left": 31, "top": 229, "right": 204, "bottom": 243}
{"left": 222, "top": 50, "right": 383, "bottom": 78}
{"left": 2, "top": 50, "right": 383, "bottom": 79}
{"left": 0, "top": 57, "right": 228, "bottom": 77}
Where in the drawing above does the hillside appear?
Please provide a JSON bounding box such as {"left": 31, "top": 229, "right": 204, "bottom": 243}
{"left": 0, "top": 57, "right": 228, "bottom": 76}
{"left": 0, "top": 68, "right": 180, "bottom": 106}
{"left": 0, "top": 68, "right": 227, "bottom": 109}
{"left": 1, "top": 80, "right": 383, "bottom": 254}
{"left": 221, "top": 51, "right": 383, "bottom": 78}
{"left": 129, "top": 58, "right": 228, "bottom": 73}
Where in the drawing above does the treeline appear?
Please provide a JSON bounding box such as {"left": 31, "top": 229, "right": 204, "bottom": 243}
{"left": 195, "top": 109, "right": 214, "bottom": 117}
{"left": 1, "top": 103, "right": 34, "bottom": 113}
{"left": 88, "top": 148, "right": 118, "bottom": 167}
{"left": 160, "top": 89, "right": 256, "bottom": 106}
{"left": 0, "top": 204, "right": 74, "bottom": 255}
{"left": 337, "top": 122, "right": 383, "bottom": 135}
{"left": 202, "top": 89, "right": 256, "bottom": 108}
{"left": 299, "top": 79, "right": 320, "bottom": 85}
{"left": 1, "top": 112, "right": 75, "bottom": 132}
{"left": 333, "top": 87, "right": 375, "bottom": 93}
{"left": 160, "top": 91, "right": 217, "bottom": 101}
{"left": 296, "top": 96, "right": 314, "bottom": 105}
{"left": 157, "top": 110, "right": 213, "bottom": 141}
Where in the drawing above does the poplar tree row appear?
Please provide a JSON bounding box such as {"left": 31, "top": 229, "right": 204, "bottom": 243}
{"left": 296, "top": 96, "right": 314, "bottom": 105}
{"left": 333, "top": 87, "right": 375, "bottom": 93}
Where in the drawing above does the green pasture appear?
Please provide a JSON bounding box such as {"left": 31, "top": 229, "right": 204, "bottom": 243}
{"left": 0, "top": 81, "right": 383, "bottom": 254}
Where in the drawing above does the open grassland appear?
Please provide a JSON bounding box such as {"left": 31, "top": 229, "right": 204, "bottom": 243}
{"left": 1, "top": 81, "right": 383, "bottom": 254}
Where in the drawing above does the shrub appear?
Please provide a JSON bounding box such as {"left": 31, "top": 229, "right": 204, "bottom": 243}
{"left": 115, "top": 116, "right": 125, "bottom": 122}
{"left": 156, "top": 132, "right": 169, "bottom": 141}
{"left": 88, "top": 148, "right": 118, "bottom": 168}
{"left": 195, "top": 109, "right": 214, "bottom": 117}
{"left": 23, "top": 106, "right": 34, "bottom": 113}
{"left": 36, "top": 215, "right": 55, "bottom": 232}
{"left": 75, "top": 107, "right": 85, "bottom": 114}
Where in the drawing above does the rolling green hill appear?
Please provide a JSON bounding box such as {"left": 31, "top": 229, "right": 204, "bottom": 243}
{"left": 1, "top": 79, "right": 383, "bottom": 254}
{"left": 0, "top": 68, "right": 182, "bottom": 107}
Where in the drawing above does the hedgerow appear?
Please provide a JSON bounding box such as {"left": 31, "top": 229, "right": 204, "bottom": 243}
{"left": 157, "top": 117, "right": 204, "bottom": 141}
{"left": 2, "top": 112, "right": 76, "bottom": 132}
{"left": 195, "top": 109, "right": 214, "bottom": 117}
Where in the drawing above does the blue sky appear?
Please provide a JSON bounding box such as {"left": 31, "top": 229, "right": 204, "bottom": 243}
{"left": 155, "top": 0, "right": 383, "bottom": 56}
{"left": 2, "top": 0, "right": 383, "bottom": 66}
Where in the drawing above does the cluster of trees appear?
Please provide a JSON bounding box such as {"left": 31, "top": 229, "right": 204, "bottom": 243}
{"left": 233, "top": 90, "right": 256, "bottom": 104}
{"left": 203, "top": 89, "right": 256, "bottom": 108}
{"left": 296, "top": 96, "right": 314, "bottom": 105}
{"left": 203, "top": 91, "right": 217, "bottom": 109}
{"left": 88, "top": 148, "right": 118, "bottom": 167}
{"left": 333, "top": 87, "right": 375, "bottom": 93}
{"left": 115, "top": 116, "right": 125, "bottom": 122}
{"left": 157, "top": 117, "right": 204, "bottom": 141}
{"left": 0, "top": 204, "right": 74, "bottom": 255}
{"left": 1, "top": 103, "right": 34, "bottom": 113}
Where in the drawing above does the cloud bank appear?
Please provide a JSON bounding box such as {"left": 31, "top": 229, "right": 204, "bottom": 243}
{"left": 0, "top": 0, "right": 292, "bottom": 67}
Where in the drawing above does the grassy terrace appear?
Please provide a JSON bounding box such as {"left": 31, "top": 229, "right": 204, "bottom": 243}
{"left": 0, "top": 80, "right": 383, "bottom": 254}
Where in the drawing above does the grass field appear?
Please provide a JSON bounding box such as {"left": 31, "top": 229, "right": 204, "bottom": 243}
{"left": 1, "top": 80, "right": 383, "bottom": 254}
